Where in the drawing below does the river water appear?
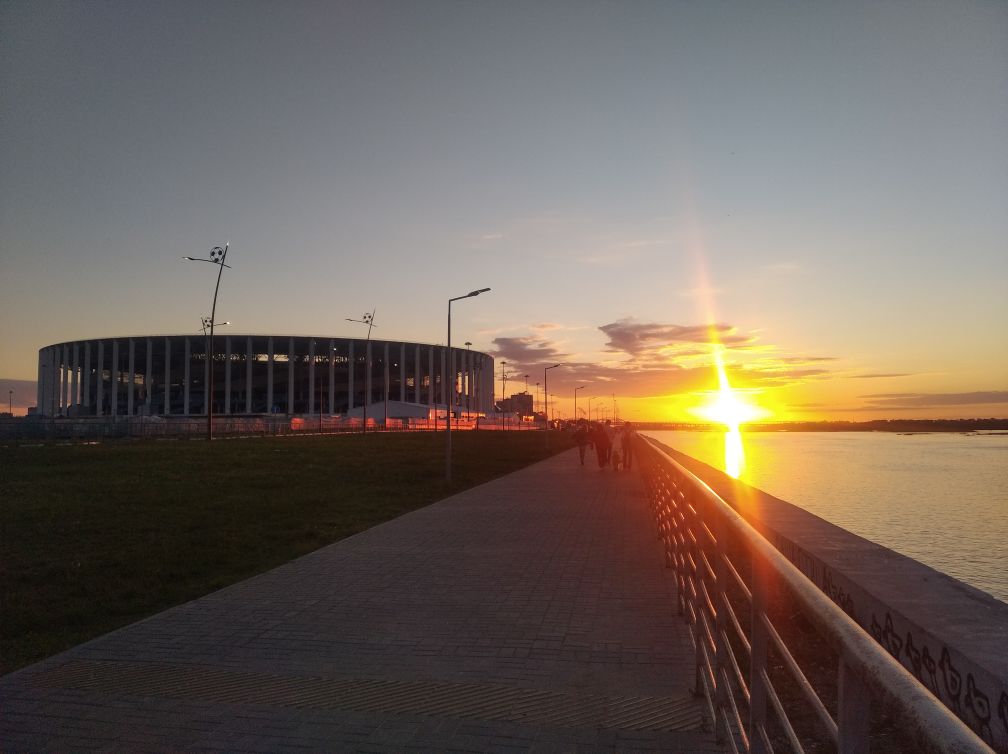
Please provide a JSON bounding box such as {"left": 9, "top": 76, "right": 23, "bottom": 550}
{"left": 645, "top": 431, "right": 1008, "bottom": 603}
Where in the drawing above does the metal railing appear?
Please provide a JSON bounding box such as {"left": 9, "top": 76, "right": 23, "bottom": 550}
{"left": 638, "top": 436, "right": 991, "bottom": 754}
{"left": 0, "top": 415, "right": 499, "bottom": 444}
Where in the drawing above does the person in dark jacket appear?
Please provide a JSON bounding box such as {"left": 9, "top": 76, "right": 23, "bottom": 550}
{"left": 572, "top": 421, "right": 591, "bottom": 466}
{"left": 590, "top": 422, "right": 611, "bottom": 469}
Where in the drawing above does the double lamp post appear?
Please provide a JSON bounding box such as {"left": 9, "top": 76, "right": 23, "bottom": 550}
{"left": 184, "top": 243, "right": 230, "bottom": 441}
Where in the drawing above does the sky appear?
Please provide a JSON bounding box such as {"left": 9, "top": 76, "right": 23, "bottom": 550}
{"left": 1, "top": 0, "right": 1006, "bottom": 420}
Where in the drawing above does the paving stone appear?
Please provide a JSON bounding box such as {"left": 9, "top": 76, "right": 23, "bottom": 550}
{"left": 0, "top": 450, "right": 719, "bottom": 752}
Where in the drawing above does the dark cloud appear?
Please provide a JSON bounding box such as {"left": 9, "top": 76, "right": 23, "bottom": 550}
{"left": 490, "top": 336, "right": 568, "bottom": 366}
{"left": 860, "top": 391, "right": 1008, "bottom": 407}
{"left": 598, "top": 318, "right": 754, "bottom": 356}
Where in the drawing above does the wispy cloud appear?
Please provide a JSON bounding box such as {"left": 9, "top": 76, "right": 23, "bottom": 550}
{"left": 778, "top": 356, "right": 838, "bottom": 364}
{"left": 489, "top": 317, "right": 844, "bottom": 401}
{"left": 859, "top": 391, "right": 1008, "bottom": 407}
{"left": 850, "top": 372, "right": 913, "bottom": 379}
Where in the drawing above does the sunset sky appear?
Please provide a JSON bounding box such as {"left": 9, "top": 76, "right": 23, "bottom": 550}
{"left": 2, "top": 0, "right": 1006, "bottom": 420}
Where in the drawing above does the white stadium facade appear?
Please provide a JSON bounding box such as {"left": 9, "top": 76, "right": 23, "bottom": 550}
{"left": 36, "top": 335, "right": 495, "bottom": 420}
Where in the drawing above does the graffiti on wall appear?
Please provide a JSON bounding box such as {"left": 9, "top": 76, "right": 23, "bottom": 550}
{"left": 767, "top": 531, "right": 1005, "bottom": 751}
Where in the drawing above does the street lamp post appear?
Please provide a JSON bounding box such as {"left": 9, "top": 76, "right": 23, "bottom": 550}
{"left": 447, "top": 287, "right": 490, "bottom": 484}
{"left": 544, "top": 363, "right": 560, "bottom": 438}
{"left": 346, "top": 309, "right": 376, "bottom": 433}
{"left": 199, "top": 317, "right": 230, "bottom": 432}
{"left": 184, "top": 243, "right": 231, "bottom": 441}
{"left": 574, "top": 385, "right": 585, "bottom": 422}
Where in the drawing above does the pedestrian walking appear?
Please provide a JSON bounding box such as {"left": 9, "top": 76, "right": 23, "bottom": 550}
{"left": 603, "top": 420, "right": 616, "bottom": 466}
{"left": 573, "top": 421, "right": 591, "bottom": 466}
{"left": 590, "top": 422, "right": 611, "bottom": 469}
{"left": 620, "top": 422, "right": 637, "bottom": 471}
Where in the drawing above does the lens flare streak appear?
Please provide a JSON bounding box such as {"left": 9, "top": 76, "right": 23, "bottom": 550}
{"left": 693, "top": 349, "right": 767, "bottom": 478}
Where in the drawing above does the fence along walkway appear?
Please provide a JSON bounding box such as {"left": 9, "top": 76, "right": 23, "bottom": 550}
{"left": 637, "top": 436, "right": 991, "bottom": 754}
{"left": 0, "top": 450, "right": 719, "bottom": 752}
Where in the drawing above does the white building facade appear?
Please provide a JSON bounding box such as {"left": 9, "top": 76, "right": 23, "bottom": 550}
{"left": 36, "top": 335, "right": 494, "bottom": 419}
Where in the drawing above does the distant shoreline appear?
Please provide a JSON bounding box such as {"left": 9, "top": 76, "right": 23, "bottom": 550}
{"left": 634, "top": 419, "right": 1008, "bottom": 432}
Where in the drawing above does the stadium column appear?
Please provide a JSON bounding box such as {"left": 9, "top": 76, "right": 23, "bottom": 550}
{"left": 50, "top": 347, "right": 58, "bottom": 416}
{"left": 245, "top": 336, "right": 253, "bottom": 415}
{"left": 50, "top": 347, "right": 58, "bottom": 417}
{"left": 224, "top": 335, "right": 231, "bottom": 415}
{"left": 183, "top": 337, "right": 190, "bottom": 416}
{"left": 308, "top": 338, "right": 315, "bottom": 415}
{"left": 60, "top": 344, "right": 68, "bottom": 416}
{"left": 287, "top": 337, "right": 295, "bottom": 416}
{"left": 266, "top": 337, "right": 274, "bottom": 414}
{"left": 145, "top": 338, "right": 153, "bottom": 414}
{"left": 71, "top": 342, "right": 79, "bottom": 414}
{"left": 328, "top": 339, "right": 335, "bottom": 415}
{"left": 347, "top": 340, "right": 354, "bottom": 412}
{"left": 110, "top": 340, "right": 119, "bottom": 417}
{"left": 383, "top": 342, "right": 390, "bottom": 420}
{"left": 203, "top": 336, "right": 209, "bottom": 418}
{"left": 163, "top": 337, "right": 171, "bottom": 416}
{"left": 366, "top": 340, "right": 373, "bottom": 413}
{"left": 428, "top": 346, "right": 434, "bottom": 415}
{"left": 127, "top": 339, "right": 135, "bottom": 416}
{"left": 414, "top": 344, "right": 420, "bottom": 404}
{"left": 440, "top": 347, "right": 447, "bottom": 412}
{"left": 96, "top": 341, "right": 104, "bottom": 415}
{"left": 399, "top": 342, "right": 405, "bottom": 402}
{"left": 82, "top": 341, "right": 91, "bottom": 412}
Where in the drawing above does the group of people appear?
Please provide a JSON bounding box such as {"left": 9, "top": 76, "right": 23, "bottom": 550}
{"left": 572, "top": 420, "right": 637, "bottom": 471}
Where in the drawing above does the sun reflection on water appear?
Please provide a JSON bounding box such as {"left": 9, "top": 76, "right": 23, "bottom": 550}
{"left": 692, "top": 347, "right": 767, "bottom": 478}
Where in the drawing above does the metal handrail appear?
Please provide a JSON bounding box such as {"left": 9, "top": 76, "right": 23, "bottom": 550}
{"left": 639, "top": 435, "right": 991, "bottom": 754}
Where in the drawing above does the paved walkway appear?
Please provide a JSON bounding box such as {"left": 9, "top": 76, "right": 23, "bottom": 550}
{"left": 1, "top": 450, "right": 720, "bottom": 752}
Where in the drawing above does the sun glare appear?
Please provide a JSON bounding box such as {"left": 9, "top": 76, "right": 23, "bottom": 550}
{"left": 692, "top": 348, "right": 769, "bottom": 478}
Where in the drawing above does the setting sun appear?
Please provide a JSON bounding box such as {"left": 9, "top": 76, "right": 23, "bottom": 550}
{"left": 691, "top": 348, "right": 769, "bottom": 477}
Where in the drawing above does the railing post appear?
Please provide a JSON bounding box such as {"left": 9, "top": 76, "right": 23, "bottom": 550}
{"left": 750, "top": 554, "right": 770, "bottom": 754}
{"left": 713, "top": 507, "right": 729, "bottom": 742}
{"left": 672, "top": 478, "right": 686, "bottom": 617}
{"left": 682, "top": 486, "right": 700, "bottom": 699}
{"left": 838, "top": 653, "right": 870, "bottom": 754}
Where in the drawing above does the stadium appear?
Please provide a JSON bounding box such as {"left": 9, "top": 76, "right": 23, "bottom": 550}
{"left": 36, "top": 335, "right": 495, "bottom": 421}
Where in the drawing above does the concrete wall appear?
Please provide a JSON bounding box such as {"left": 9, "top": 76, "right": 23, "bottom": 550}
{"left": 647, "top": 437, "right": 1008, "bottom": 753}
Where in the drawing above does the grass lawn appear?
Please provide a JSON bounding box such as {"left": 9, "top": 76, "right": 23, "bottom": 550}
{"left": 0, "top": 430, "right": 571, "bottom": 674}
